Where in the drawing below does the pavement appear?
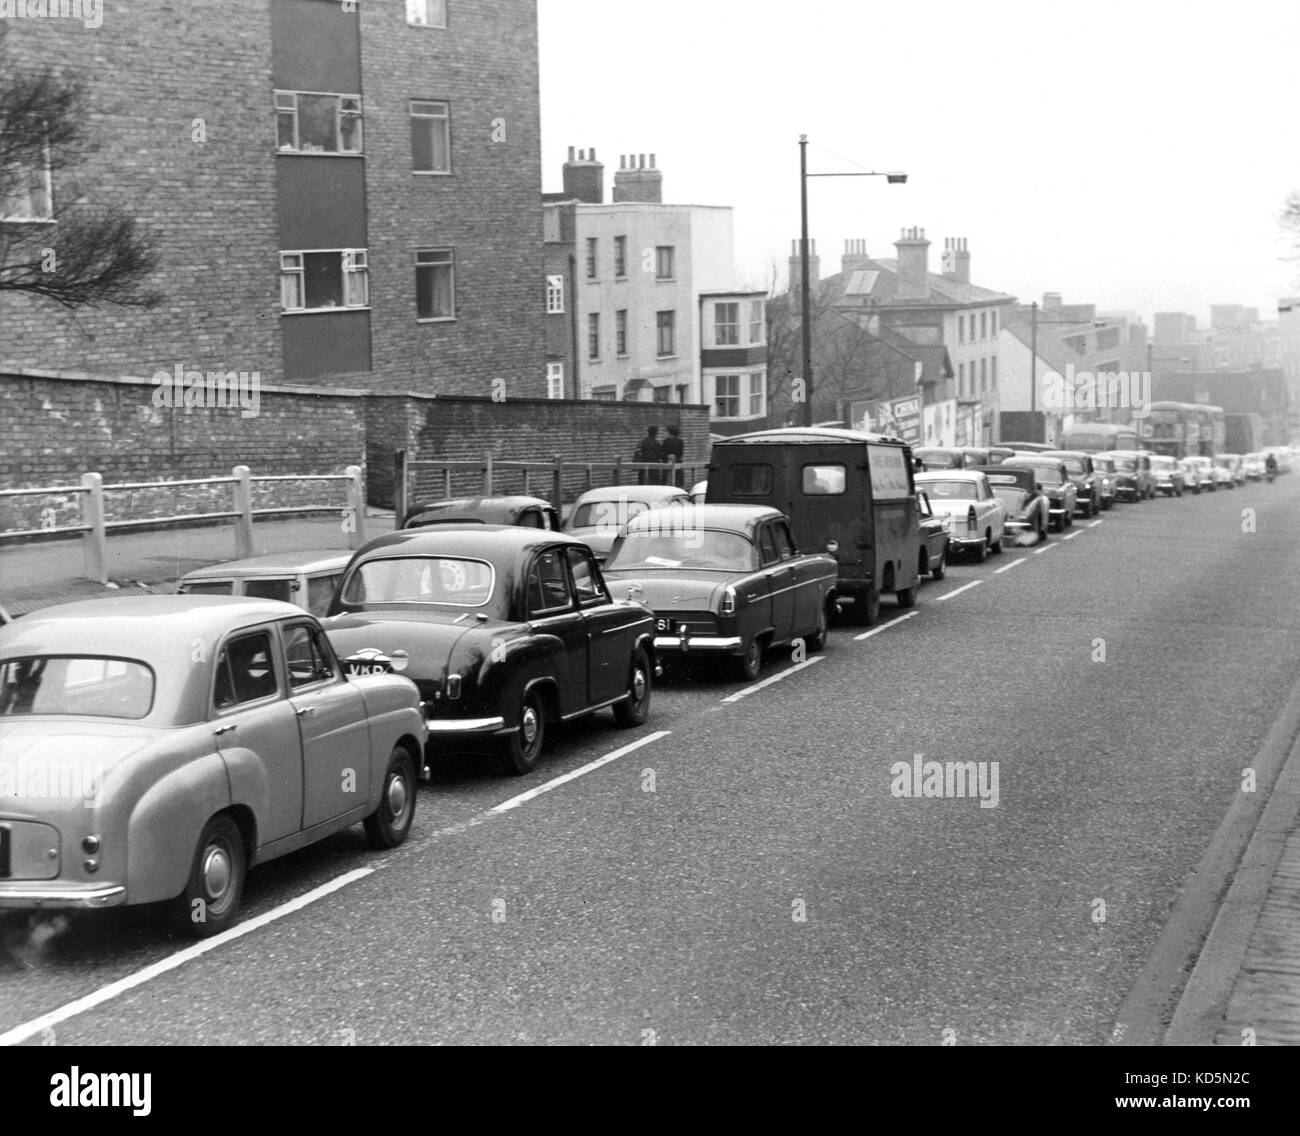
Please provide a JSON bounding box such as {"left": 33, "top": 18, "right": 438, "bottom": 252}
{"left": 1, "top": 494, "right": 1299, "bottom": 1044}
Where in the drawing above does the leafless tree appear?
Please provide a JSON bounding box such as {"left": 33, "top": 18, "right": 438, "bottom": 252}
{"left": 1281, "top": 190, "right": 1300, "bottom": 283}
{"left": 0, "top": 39, "right": 161, "bottom": 309}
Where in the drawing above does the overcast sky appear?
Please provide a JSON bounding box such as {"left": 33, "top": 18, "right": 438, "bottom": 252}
{"left": 538, "top": 0, "right": 1299, "bottom": 326}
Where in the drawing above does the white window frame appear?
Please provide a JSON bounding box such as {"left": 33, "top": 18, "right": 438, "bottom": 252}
{"left": 655, "top": 245, "right": 674, "bottom": 280}
{"left": 546, "top": 274, "right": 565, "bottom": 314}
{"left": 656, "top": 310, "right": 676, "bottom": 357}
{"left": 714, "top": 374, "right": 741, "bottom": 419}
{"left": 406, "top": 0, "right": 448, "bottom": 28}
{"left": 410, "top": 99, "right": 451, "bottom": 174}
{"left": 0, "top": 139, "right": 54, "bottom": 222}
{"left": 747, "top": 371, "right": 765, "bottom": 417}
{"left": 614, "top": 235, "right": 627, "bottom": 278}
{"left": 275, "top": 91, "right": 363, "bottom": 155}
{"left": 615, "top": 309, "right": 629, "bottom": 356}
{"left": 546, "top": 362, "right": 565, "bottom": 399}
{"left": 415, "top": 248, "right": 455, "bottom": 321}
{"left": 279, "top": 249, "right": 370, "bottom": 314}
{"left": 588, "top": 313, "right": 600, "bottom": 360}
{"left": 748, "top": 300, "right": 764, "bottom": 344}
{"left": 715, "top": 302, "right": 740, "bottom": 346}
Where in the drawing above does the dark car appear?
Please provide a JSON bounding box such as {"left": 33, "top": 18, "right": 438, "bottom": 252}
{"left": 999, "top": 441, "right": 1055, "bottom": 453}
{"left": 602, "top": 505, "right": 839, "bottom": 682}
{"left": 972, "top": 466, "right": 1050, "bottom": 545}
{"left": 914, "top": 446, "right": 989, "bottom": 471}
{"left": 323, "top": 526, "right": 655, "bottom": 775}
{"left": 916, "top": 491, "right": 949, "bottom": 581}
{"left": 402, "top": 495, "right": 561, "bottom": 531}
{"left": 1000, "top": 457, "right": 1077, "bottom": 531}
{"left": 1043, "top": 450, "right": 1100, "bottom": 517}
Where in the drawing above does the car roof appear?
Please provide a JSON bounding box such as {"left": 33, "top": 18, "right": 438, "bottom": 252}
{"left": 713, "top": 426, "right": 906, "bottom": 446}
{"left": 915, "top": 470, "right": 985, "bottom": 481}
{"left": 404, "top": 495, "right": 552, "bottom": 522}
{"left": 350, "top": 524, "right": 587, "bottom": 560}
{"left": 1002, "top": 455, "right": 1065, "bottom": 467}
{"left": 180, "top": 550, "right": 354, "bottom": 581}
{"left": 623, "top": 503, "right": 783, "bottom": 535}
{"left": 572, "top": 485, "right": 690, "bottom": 504}
{"left": 972, "top": 465, "right": 1034, "bottom": 485}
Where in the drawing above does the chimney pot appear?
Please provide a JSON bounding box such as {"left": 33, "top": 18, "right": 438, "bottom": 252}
{"left": 568, "top": 146, "right": 575, "bottom": 161}
{"left": 650, "top": 153, "right": 656, "bottom": 168}
{"left": 589, "top": 147, "right": 596, "bottom": 161}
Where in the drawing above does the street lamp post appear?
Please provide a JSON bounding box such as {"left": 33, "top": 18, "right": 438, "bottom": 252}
{"left": 798, "top": 135, "right": 907, "bottom": 427}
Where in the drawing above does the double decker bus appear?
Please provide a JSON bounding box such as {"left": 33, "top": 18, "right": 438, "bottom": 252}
{"left": 1059, "top": 421, "right": 1140, "bottom": 452}
{"left": 1142, "top": 402, "right": 1225, "bottom": 458}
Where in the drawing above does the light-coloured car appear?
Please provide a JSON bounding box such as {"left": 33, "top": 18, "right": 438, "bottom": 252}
{"left": 0, "top": 596, "right": 426, "bottom": 935}
{"left": 1213, "top": 453, "right": 1244, "bottom": 487}
{"left": 563, "top": 484, "right": 692, "bottom": 561}
{"left": 1108, "top": 451, "right": 1157, "bottom": 500}
{"left": 914, "top": 471, "right": 1006, "bottom": 562}
{"left": 1089, "top": 455, "right": 1118, "bottom": 510}
{"left": 1178, "top": 457, "right": 1206, "bottom": 494}
{"left": 1150, "top": 455, "right": 1185, "bottom": 497}
{"left": 1241, "top": 453, "right": 1267, "bottom": 481}
{"left": 178, "top": 550, "right": 353, "bottom": 618}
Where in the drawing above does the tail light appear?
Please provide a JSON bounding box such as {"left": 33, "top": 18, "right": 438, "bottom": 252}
{"left": 721, "top": 585, "right": 737, "bottom": 615}
{"left": 447, "top": 674, "right": 461, "bottom": 700}
{"left": 966, "top": 507, "right": 978, "bottom": 534}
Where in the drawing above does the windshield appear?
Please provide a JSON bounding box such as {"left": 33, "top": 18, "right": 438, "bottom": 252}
{"left": 917, "top": 451, "right": 961, "bottom": 469}
{"left": 606, "top": 529, "right": 755, "bottom": 572}
{"left": 339, "top": 556, "right": 495, "bottom": 607}
{"left": 1058, "top": 457, "right": 1085, "bottom": 474}
{"left": 1011, "top": 465, "right": 1061, "bottom": 485}
{"left": 0, "top": 656, "right": 155, "bottom": 720}
{"left": 182, "top": 580, "right": 234, "bottom": 596}
{"left": 572, "top": 498, "right": 657, "bottom": 529}
{"left": 919, "top": 479, "right": 977, "bottom": 501}
{"left": 1112, "top": 458, "right": 1136, "bottom": 472}
{"left": 1213, "top": 456, "right": 1237, "bottom": 468}
{"left": 992, "top": 487, "right": 1029, "bottom": 513}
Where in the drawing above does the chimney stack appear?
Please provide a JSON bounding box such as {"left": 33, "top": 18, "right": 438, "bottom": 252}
{"left": 613, "top": 152, "right": 663, "bottom": 203}
{"left": 562, "top": 146, "right": 604, "bottom": 204}
{"left": 842, "top": 238, "right": 872, "bottom": 274}
{"left": 1042, "top": 292, "right": 1063, "bottom": 310}
{"left": 940, "top": 237, "right": 970, "bottom": 285}
{"left": 894, "top": 226, "right": 931, "bottom": 301}
{"left": 790, "top": 238, "right": 820, "bottom": 294}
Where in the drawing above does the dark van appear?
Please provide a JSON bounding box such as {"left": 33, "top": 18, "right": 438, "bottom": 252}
{"left": 706, "top": 427, "right": 921, "bottom": 626}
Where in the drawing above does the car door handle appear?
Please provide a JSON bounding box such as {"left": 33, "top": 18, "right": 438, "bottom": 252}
{"left": 295, "top": 706, "right": 315, "bottom": 717}
{"left": 214, "top": 724, "right": 236, "bottom": 736}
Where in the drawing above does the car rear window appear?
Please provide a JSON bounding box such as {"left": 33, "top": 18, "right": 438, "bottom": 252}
{"left": 802, "top": 464, "right": 846, "bottom": 495}
{"left": 244, "top": 578, "right": 294, "bottom": 605}
{"left": 572, "top": 499, "right": 652, "bottom": 530}
{"left": 182, "top": 580, "right": 234, "bottom": 596}
{"left": 919, "top": 479, "right": 977, "bottom": 500}
{"left": 340, "top": 556, "right": 495, "bottom": 607}
{"left": 725, "top": 463, "right": 773, "bottom": 497}
{"left": 0, "top": 656, "right": 155, "bottom": 720}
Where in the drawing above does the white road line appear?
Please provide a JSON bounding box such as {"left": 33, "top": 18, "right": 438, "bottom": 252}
{"left": 994, "top": 557, "right": 1027, "bottom": 575}
{"left": 1088, "top": 519, "right": 1104, "bottom": 528}
{"left": 1063, "top": 531, "right": 1081, "bottom": 541}
{"left": 487, "top": 731, "right": 670, "bottom": 816}
{"left": 0, "top": 868, "right": 374, "bottom": 1048}
{"left": 934, "top": 580, "right": 983, "bottom": 602}
{"left": 721, "top": 655, "right": 825, "bottom": 704}
{"left": 853, "top": 611, "right": 919, "bottom": 641}
{"left": 1034, "top": 542, "right": 1059, "bottom": 555}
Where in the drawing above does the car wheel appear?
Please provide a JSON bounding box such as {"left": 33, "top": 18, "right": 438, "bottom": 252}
{"left": 173, "top": 815, "right": 245, "bottom": 938}
{"left": 503, "top": 687, "right": 546, "bottom": 775}
{"left": 971, "top": 538, "right": 988, "bottom": 563}
{"left": 989, "top": 531, "right": 1003, "bottom": 555}
{"left": 806, "top": 602, "right": 830, "bottom": 652}
{"left": 896, "top": 580, "right": 918, "bottom": 607}
{"left": 364, "top": 745, "right": 417, "bottom": 849}
{"left": 734, "top": 636, "right": 763, "bottom": 682}
{"left": 1038, "top": 519, "right": 1048, "bottom": 544}
{"left": 612, "top": 648, "right": 652, "bottom": 727}
{"left": 930, "top": 549, "right": 947, "bottom": 581}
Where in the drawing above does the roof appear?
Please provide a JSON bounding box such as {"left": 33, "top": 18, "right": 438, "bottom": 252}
{"left": 352, "top": 525, "right": 585, "bottom": 560}
{"left": 180, "top": 550, "right": 353, "bottom": 581}
{"left": 715, "top": 426, "right": 907, "bottom": 446}
{"left": 571, "top": 485, "right": 691, "bottom": 505}
{"left": 624, "top": 503, "right": 782, "bottom": 535}
{"left": 403, "top": 496, "right": 553, "bottom": 526}
{"left": 821, "top": 256, "right": 1016, "bottom": 310}
{"left": 915, "top": 470, "right": 987, "bottom": 482}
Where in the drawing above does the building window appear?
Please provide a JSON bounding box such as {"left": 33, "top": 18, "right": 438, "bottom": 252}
{"left": 715, "top": 302, "right": 740, "bottom": 346}
{"left": 980, "top": 358, "right": 987, "bottom": 392}
{"left": 653, "top": 385, "right": 671, "bottom": 403}
{"left": 676, "top": 384, "right": 689, "bottom": 403}
{"left": 747, "top": 372, "right": 765, "bottom": 417}
{"left": 991, "top": 310, "right": 998, "bottom": 336}
{"left": 616, "top": 309, "right": 628, "bottom": 356}
{"left": 957, "top": 315, "right": 965, "bottom": 345}
{"left": 276, "top": 92, "right": 363, "bottom": 154}
{"left": 588, "top": 313, "right": 600, "bottom": 359}
{"left": 980, "top": 311, "right": 987, "bottom": 340}
{"left": 614, "top": 235, "right": 627, "bottom": 278}
{"left": 592, "top": 386, "right": 617, "bottom": 401}
{"left": 413, "top": 249, "right": 455, "bottom": 320}
{"left": 585, "top": 238, "right": 598, "bottom": 279}
{"left": 714, "top": 374, "right": 740, "bottom": 418}
{"left": 0, "top": 149, "right": 52, "bottom": 221}
{"left": 655, "top": 245, "right": 674, "bottom": 280}
{"left": 546, "top": 274, "right": 564, "bottom": 314}
{"left": 546, "top": 362, "right": 565, "bottom": 399}
{"left": 656, "top": 310, "right": 676, "bottom": 357}
{"left": 410, "top": 100, "right": 451, "bottom": 173}
{"left": 749, "top": 300, "right": 764, "bottom": 344}
{"left": 280, "top": 249, "right": 369, "bottom": 312}
{"left": 991, "top": 356, "right": 997, "bottom": 388}
{"left": 406, "top": 0, "right": 447, "bottom": 27}
{"left": 958, "top": 362, "right": 965, "bottom": 396}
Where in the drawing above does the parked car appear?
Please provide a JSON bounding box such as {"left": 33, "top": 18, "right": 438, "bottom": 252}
{"left": 974, "top": 466, "right": 1050, "bottom": 545}
{"left": 914, "top": 471, "right": 1006, "bottom": 561}
{"left": 402, "top": 495, "right": 560, "bottom": 532}
{"left": 916, "top": 491, "right": 949, "bottom": 581}
{"left": 914, "top": 446, "right": 989, "bottom": 470}
{"left": 1042, "top": 451, "right": 1100, "bottom": 516}
{"left": 1182, "top": 455, "right": 1217, "bottom": 492}
{"left": 1108, "top": 451, "right": 1156, "bottom": 500}
{"left": 999, "top": 441, "right": 1056, "bottom": 452}
{"left": 1000, "top": 456, "right": 1078, "bottom": 530}
{"left": 1241, "top": 453, "right": 1267, "bottom": 481}
{"left": 0, "top": 596, "right": 425, "bottom": 935}
{"left": 601, "top": 505, "right": 838, "bottom": 682}
{"left": 1089, "top": 454, "right": 1118, "bottom": 509}
{"left": 1214, "top": 453, "right": 1246, "bottom": 487}
{"left": 323, "top": 526, "right": 655, "bottom": 775}
{"left": 564, "top": 484, "right": 691, "bottom": 562}
{"left": 1178, "top": 457, "right": 1206, "bottom": 494}
{"left": 0, "top": 603, "right": 12, "bottom": 627}
{"left": 1150, "top": 455, "right": 1185, "bottom": 497}
{"left": 986, "top": 446, "right": 1017, "bottom": 465}
{"left": 178, "top": 551, "right": 353, "bottom": 618}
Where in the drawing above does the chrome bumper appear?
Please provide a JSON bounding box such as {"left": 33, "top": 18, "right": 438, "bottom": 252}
{"left": 424, "top": 715, "right": 506, "bottom": 734}
{"left": 0, "top": 883, "right": 126, "bottom": 910}
{"left": 653, "top": 635, "right": 742, "bottom": 652}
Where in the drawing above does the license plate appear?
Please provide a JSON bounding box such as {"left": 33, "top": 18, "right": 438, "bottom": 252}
{"left": 655, "top": 617, "right": 677, "bottom": 634}
{"left": 0, "top": 826, "right": 9, "bottom": 879}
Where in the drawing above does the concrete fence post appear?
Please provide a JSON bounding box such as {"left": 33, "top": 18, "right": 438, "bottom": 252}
{"left": 345, "top": 465, "right": 366, "bottom": 549}
{"left": 482, "top": 452, "right": 494, "bottom": 496}
{"left": 80, "top": 472, "right": 107, "bottom": 584}
{"left": 552, "top": 455, "right": 565, "bottom": 512}
{"left": 232, "top": 465, "right": 254, "bottom": 558}
{"left": 394, "top": 450, "right": 409, "bottom": 530}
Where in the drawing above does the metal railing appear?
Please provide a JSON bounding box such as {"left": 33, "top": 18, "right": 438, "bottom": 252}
{"left": 0, "top": 465, "right": 367, "bottom": 584}
{"left": 394, "top": 451, "right": 710, "bottom": 525}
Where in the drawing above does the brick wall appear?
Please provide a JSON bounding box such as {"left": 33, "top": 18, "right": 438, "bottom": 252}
{"left": 0, "top": 369, "right": 364, "bottom": 533}
{"left": 366, "top": 395, "right": 712, "bottom": 506}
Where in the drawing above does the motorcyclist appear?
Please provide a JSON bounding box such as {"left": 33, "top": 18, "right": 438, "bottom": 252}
{"left": 1265, "top": 453, "right": 1277, "bottom": 482}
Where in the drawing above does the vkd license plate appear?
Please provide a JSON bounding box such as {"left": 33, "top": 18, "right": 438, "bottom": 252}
{"left": 655, "top": 617, "right": 677, "bottom": 634}
{"left": 0, "top": 825, "right": 9, "bottom": 879}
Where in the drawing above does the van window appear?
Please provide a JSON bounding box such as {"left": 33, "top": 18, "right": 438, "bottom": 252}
{"left": 802, "top": 465, "right": 846, "bottom": 495}
{"left": 726, "top": 463, "right": 773, "bottom": 496}
{"left": 867, "top": 444, "right": 912, "bottom": 500}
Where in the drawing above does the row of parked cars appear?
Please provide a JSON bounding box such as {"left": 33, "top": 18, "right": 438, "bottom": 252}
{"left": 3, "top": 431, "right": 1294, "bottom": 936}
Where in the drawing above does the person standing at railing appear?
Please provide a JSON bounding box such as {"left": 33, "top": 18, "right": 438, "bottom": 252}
{"left": 661, "top": 423, "right": 684, "bottom": 488}
{"left": 634, "top": 426, "right": 663, "bottom": 485}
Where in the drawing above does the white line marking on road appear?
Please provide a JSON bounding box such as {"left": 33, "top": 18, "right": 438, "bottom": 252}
{"left": 935, "top": 580, "right": 983, "bottom": 602}
{"left": 994, "top": 557, "right": 1027, "bottom": 575}
{"left": 1088, "top": 519, "right": 1104, "bottom": 528}
{"left": 487, "top": 731, "right": 670, "bottom": 816}
{"left": 0, "top": 868, "right": 374, "bottom": 1047}
{"left": 1063, "top": 531, "right": 1081, "bottom": 541}
{"left": 853, "top": 611, "right": 919, "bottom": 641}
{"left": 1034, "top": 542, "right": 1059, "bottom": 555}
{"left": 721, "top": 655, "right": 825, "bottom": 704}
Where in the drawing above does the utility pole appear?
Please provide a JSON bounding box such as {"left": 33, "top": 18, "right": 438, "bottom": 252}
{"left": 1030, "top": 301, "right": 1038, "bottom": 413}
{"left": 799, "top": 135, "right": 813, "bottom": 427}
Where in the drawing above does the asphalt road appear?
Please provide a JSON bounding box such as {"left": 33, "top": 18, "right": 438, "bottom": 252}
{"left": 4, "top": 476, "right": 1300, "bottom": 1045}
